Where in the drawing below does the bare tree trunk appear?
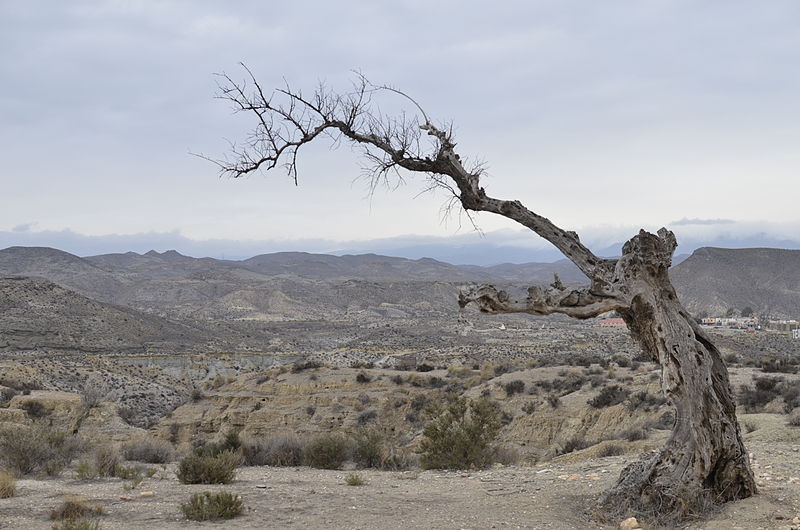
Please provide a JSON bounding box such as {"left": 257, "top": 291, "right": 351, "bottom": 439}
{"left": 599, "top": 230, "right": 757, "bottom": 516}
{"left": 209, "top": 71, "right": 757, "bottom": 519}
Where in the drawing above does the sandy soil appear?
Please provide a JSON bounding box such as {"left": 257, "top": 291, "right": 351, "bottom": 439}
{"left": 3, "top": 432, "right": 799, "bottom": 530}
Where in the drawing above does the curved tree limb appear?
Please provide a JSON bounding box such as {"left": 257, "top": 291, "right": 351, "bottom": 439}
{"left": 459, "top": 279, "right": 628, "bottom": 320}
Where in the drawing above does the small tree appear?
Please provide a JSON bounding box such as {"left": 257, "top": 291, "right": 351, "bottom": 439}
{"left": 741, "top": 306, "right": 754, "bottom": 318}
{"left": 207, "top": 67, "right": 756, "bottom": 519}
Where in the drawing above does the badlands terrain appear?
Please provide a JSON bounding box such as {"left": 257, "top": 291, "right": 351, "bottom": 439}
{"left": 1, "top": 246, "right": 799, "bottom": 528}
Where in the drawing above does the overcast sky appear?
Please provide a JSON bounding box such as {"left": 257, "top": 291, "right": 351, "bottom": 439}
{"left": 2, "top": 1, "right": 799, "bottom": 263}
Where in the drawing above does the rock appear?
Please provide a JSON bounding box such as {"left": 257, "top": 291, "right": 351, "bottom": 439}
{"left": 619, "top": 517, "right": 641, "bottom": 530}
{"left": 256, "top": 484, "right": 267, "bottom": 489}
{"left": 139, "top": 491, "right": 155, "bottom": 498}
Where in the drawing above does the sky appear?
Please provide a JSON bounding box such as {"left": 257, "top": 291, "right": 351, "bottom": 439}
{"left": 2, "top": 1, "right": 799, "bottom": 264}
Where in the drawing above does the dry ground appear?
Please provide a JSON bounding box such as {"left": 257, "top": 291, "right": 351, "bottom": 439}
{"left": 2, "top": 426, "right": 798, "bottom": 530}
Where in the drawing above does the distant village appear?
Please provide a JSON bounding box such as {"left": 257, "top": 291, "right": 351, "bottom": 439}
{"left": 598, "top": 316, "right": 800, "bottom": 339}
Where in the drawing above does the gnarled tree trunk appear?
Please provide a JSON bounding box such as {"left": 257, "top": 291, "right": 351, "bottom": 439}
{"left": 209, "top": 70, "right": 757, "bottom": 519}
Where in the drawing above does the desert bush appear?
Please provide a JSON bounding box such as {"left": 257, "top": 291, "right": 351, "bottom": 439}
{"left": 345, "top": 472, "right": 365, "bottom": 486}
{"left": 241, "top": 436, "right": 305, "bottom": 467}
{"left": 176, "top": 450, "right": 239, "bottom": 484}
{"left": 788, "top": 409, "right": 800, "bottom": 427}
{"left": 355, "top": 372, "right": 372, "bottom": 384}
{"left": 0, "top": 387, "right": 17, "bottom": 405}
{"left": 419, "top": 396, "right": 502, "bottom": 470}
{"left": 81, "top": 376, "right": 108, "bottom": 409}
{"left": 759, "top": 358, "right": 798, "bottom": 374}
{"left": 559, "top": 434, "right": 590, "bottom": 455}
{"left": 416, "top": 363, "right": 435, "bottom": 372}
{"left": 51, "top": 520, "right": 101, "bottom": 530}
{"left": 389, "top": 374, "right": 404, "bottom": 385}
{"left": 181, "top": 491, "right": 243, "bottom": 521}
{"left": 611, "top": 355, "right": 631, "bottom": 368}
{"left": 492, "top": 445, "right": 520, "bottom": 465}
{"left": 547, "top": 394, "right": 561, "bottom": 408}
{"left": 291, "top": 360, "right": 321, "bottom": 373}
{"left": 627, "top": 391, "right": 668, "bottom": 412}
{"left": 522, "top": 401, "right": 536, "bottom": 414}
{"left": 21, "top": 399, "right": 48, "bottom": 418}
{"left": 357, "top": 409, "right": 378, "bottom": 426}
{"left": 304, "top": 434, "right": 350, "bottom": 470}
{"left": 190, "top": 388, "right": 205, "bottom": 402}
{"left": 0, "top": 423, "right": 83, "bottom": 476}
{"left": 723, "top": 353, "right": 740, "bottom": 365}
{"left": 588, "top": 385, "right": 630, "bottom": 408}
{"left": 619, "top": 427, "right": 650, "bottom": 442}
{"left": 779, "top": 380, "right": 800, "bottom": 412}
{"left": 645, "top": 410, "right": 676, "bottom": 431}
{"left": 91, "top": 444, "right": 121, "bottom": 477}
{"left": 504, "top": 380, "right": 526, "bottom": 396}
{"left": 122, "top": 437, "right": 175, "bottom": 464}
{"left": 50, "top": 497, "right": 105, "bottom": 520}
{"left": 0, "top": 468, "right": 15, "bottom": 498}
{"left": 597, "top": 443, "right": 626, "bottom": 457}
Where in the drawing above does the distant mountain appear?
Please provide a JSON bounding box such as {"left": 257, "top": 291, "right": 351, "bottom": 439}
{"left": 671, "top": 247, "right": 800, "bottom": 318}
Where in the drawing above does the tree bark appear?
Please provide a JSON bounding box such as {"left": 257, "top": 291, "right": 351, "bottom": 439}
{"left": 598, "top": 230, "right": 757, "bottom": 516}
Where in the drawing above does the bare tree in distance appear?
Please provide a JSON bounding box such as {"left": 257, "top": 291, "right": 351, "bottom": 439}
{"left": 205, "top": 64, "right": 756, "bottom": 520}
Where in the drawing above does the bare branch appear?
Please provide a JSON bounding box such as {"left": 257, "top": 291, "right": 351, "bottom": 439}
{"left": 458, "top": 282, "right": 627, "bottom": 320}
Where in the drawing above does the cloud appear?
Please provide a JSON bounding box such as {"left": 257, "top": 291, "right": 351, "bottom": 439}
{"left": 669, "top": 218, "right": 736, "bottom": 226}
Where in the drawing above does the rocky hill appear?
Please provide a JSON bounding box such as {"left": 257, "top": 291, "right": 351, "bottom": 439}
{"left": 0, "top": 276, "right": 233, "bottom": 353}
{"left": 671, "top": 247, "right": 800, "bottom": 317}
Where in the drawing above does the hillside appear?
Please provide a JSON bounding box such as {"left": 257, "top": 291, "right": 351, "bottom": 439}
{"left": 0, "top": 276, "right": 222, "bottom": 353}
{"left": 671, "top": 247, "right": 800, "bottom": 317}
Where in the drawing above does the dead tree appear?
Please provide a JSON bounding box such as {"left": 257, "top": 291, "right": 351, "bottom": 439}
{"left": 206, "top": 66, "right": 756, "bottom": 519}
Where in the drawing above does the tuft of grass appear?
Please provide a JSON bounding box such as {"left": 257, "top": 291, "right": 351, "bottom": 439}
{"left": 176, "top": 450, "right": 239, "bottom": 484}
{"left": 0, "top": 468, "right": 16, "bottom": 498}
{"left": 345, "top": 473, "right": 365, "bottom": 486}
{"left": 181, "top": 491, "right": 243, "bottom": 521}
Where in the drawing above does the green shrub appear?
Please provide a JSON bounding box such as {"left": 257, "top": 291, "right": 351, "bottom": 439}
{"left": 0, "top": 424, "right": 83, "bottom": 476}
{"left": 21, "top": 399, "right": 48, "bottom": 418}
{"left": 122, "top": 437, "right": 174, "bottom": 463}
{"left": 504, "top": 380, "right": 525, "bottom": 396}
{"left": 176, "top": 450, "right": 238, "bottom": 484}
{"left": 588, "top": 385, "right": 630, "bottom": 408}
{"left": 345, "top": 473, "right": 365, "bottom": 486}
{"left": 0, "top": 468, "right": 15, "bottom": 498}
{"left": 304, "top": 434, "right": 350, "bottom": 470}
{"left": 181, "top": 491, "right": 243, "bottom": 521}
{"left": 419, "top": 396, "right": 501, "bottom": 470}
{"left": 241, "top": 435, "right": 305, "bottom": 467}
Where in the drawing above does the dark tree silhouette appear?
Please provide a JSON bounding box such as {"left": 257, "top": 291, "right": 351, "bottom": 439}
{"left": 205, "top": 65, "right": 756, "bottom": 520}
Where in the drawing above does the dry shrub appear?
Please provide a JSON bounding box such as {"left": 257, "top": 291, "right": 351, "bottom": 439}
{"left": 50, "top": 496, "right": 105, "bottom": 520}
{"left": 0, "top": 468, "right": 15, "bottom": 498}
{"left": 588, "top": 385, "right": 630, "bottom": 408}
{"left": 52, "top": 520, "right": 101, "bottom": 530}
{"left": 181, "top": 491, "right": 243, "bottom": 521}
{"left": 92, "top": 445, "right": 121, "bottom": 477}
{"left": 788, "top": 409, "right": 800, "bottom": 427}
{"left": 304, "top": 434, "right": 350, "bottom": 470}
{"left": 241, "top": 435, "right": 305, "bottom": 466}
{"left": 0, "top": 423, "right": 83, "bottom": 476}
{"left": 122, "top": 437, "right": 175, "bottom": 464}
{"left": 176, "top": 450, "right": 239, "bottom": 484}
{"left": 597, "top": 443, "right": 626, "bottom": 457}
{"left": 558, "top": 434, "right": 591, "bottom": 455}
{"left": 345, "top": 473, "right": 365, "bottom": 486}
